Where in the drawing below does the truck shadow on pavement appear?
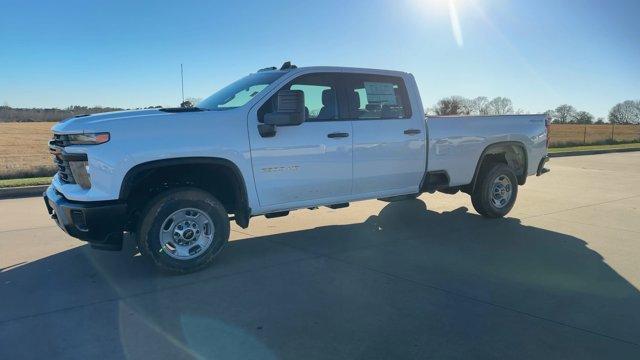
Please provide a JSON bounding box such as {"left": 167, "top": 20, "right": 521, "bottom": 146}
{"left": 2, "top": 199, "right": 640, "bottom": 359}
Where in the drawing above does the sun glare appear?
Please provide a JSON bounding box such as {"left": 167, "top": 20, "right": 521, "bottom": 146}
{"left": 448, "top": 0, "right": 464, "bottom": 47}
{"left": 412, "top": 0, "right": 466, "bottom": 48}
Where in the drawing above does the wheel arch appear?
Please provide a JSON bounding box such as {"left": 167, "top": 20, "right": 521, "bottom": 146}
{"left": 470, "top": 141, "right": 528, "bottom": 192}
{"left": 119, "top": 157, "right": 251, "bottom": 228}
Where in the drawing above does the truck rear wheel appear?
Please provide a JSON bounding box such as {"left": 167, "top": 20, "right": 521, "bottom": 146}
{"left": 137, "top": 188, "right": 230, "bottom": 273}
{"left": 471, "top": 163, "right": 518, "bottom": 218}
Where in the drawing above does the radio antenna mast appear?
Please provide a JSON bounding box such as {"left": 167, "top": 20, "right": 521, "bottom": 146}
{"left": 180, "top": 63, "right": 185, "bottom": 103}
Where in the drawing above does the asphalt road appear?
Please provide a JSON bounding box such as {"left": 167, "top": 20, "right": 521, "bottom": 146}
{"left": 1, "top": 153, "right": 640, "bottom": 359}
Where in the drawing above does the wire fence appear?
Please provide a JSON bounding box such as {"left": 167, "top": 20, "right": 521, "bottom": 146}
{"left": 549, "top": 124, "right": 640, "bottom": 146}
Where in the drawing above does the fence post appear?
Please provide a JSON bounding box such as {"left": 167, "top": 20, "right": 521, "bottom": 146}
{"left": 583, "top": 125, "right": 587, "bottom": 145}
{"left": 611, "top": 123, "right": 615, "bottom": 143}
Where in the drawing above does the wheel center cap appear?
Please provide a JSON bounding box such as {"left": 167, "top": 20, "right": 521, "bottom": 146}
{"left": 183, "top": 229, "right": 194, "bottom": 240}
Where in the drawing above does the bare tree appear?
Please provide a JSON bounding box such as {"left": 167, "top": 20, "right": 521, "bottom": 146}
{"left": 574, "top": 111, "right": 594, "bottom": 124}
{"left": 433, "top": 96, "right": 472, "bottom": 115}
{"left": 608, "top": 100, "right": 640, "bottom": 124}
{"left": 470, "top": 96, "right": 489, "bottom": 115}
{"left": 554, "top": 104, "right": 577, "bottom": 123}
{"left": 483, "top": 97, "right": 514, "bottom": 115}
{"left": 543, "top": 109, "right": 556, "bottom": 122}
{"left": 185, "top": 97, "right": 202, "bottom": 106}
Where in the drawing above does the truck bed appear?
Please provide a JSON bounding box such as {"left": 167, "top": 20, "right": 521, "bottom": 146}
{"left": 425, "top": 115, "right": 548, "bottom": 187}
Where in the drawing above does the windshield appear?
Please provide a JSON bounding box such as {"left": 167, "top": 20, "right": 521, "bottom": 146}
{"left": 197, "top": 72, "right": 286, "bottom": 110}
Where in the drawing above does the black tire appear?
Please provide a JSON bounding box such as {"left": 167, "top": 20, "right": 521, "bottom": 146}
{"left": 471, "top": 163, "right": 518, "bottom": 218}
{"left": 137, "top": 187, "right": 230, "bottom": 273}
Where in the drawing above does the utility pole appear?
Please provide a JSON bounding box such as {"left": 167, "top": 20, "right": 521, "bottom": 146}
{"left": 180, "top": 64, "right": 185, "bottom": 104}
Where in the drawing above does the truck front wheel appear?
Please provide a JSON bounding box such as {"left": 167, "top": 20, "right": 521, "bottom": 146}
{"left": 137, "top": 188, "right": 230, "bottom": 273}
{"left": 471, "top": 163, "right": 518, "bottom": 218}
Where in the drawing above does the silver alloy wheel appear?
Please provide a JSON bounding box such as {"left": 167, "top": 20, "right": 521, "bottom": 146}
{"left": 490, "top": 174, "right": 513, "bottom": 208}
{"left": 159, "top": 208, "right": 215, "bottom": 260}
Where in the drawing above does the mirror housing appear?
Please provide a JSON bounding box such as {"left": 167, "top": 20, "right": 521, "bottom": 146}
{"left": 263, "top": 90, "right": 305, "bottom": 126}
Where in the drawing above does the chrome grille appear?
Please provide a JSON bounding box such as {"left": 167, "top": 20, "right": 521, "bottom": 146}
{"left": 49, "top": 134, "right": 76, "bottom": 184}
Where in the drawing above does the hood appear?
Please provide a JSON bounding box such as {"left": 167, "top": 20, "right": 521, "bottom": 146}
{"left": 52, "top": 109, "right": 167, "bottom": 133}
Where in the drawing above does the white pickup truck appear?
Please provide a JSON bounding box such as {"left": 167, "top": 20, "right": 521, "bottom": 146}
{"left": 44, "top": 62, "right": 550, "bottom": 272}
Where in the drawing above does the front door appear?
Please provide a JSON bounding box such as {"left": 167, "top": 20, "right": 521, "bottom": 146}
{"left": 248, "top": 72, "right": 353, "bottom": 211}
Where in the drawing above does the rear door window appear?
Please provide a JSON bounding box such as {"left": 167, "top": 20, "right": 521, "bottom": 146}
{"left": 344, "top": 74, "right": 412, "bottom": 120}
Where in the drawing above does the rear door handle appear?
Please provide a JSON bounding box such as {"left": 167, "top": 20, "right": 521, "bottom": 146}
{"left": 404, "top": 129, "right": 421, "bottom": 135}
{"left": 327, "top": 132, "right": 349, "bottom": 138}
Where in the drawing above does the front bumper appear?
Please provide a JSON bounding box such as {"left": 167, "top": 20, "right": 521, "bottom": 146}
{"left": 43, "top": 185, "right": 127, "bottom": 250}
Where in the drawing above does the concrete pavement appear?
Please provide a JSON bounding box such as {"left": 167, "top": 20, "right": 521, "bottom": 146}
{"left": 1, "top": 153, "right": 640, "bottom": 359}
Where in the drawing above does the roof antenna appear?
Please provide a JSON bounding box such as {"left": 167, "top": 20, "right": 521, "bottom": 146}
{"left": 180, "top": 63, "right": 185, "bottom": 103}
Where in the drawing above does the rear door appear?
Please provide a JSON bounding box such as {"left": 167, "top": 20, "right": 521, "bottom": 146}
{"left": 344, "top": 73, "right": 426, "bottom": 196}
{"left": 248, "top": 72, "right": 353, "bottom": 211}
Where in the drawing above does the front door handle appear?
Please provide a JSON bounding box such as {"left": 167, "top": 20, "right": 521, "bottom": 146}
{"left": 404, "top": 129, "right": 421, "bottom": 135}
{"left": 327, "top": 132, "right": 350, "bottom": 138}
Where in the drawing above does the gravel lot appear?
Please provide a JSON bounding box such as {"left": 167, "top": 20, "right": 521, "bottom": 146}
{"left": 1, "top": 153, "right": 639, "bottom": 359}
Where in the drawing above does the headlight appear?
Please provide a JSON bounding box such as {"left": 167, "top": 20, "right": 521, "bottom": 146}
{"left": 67, "top": 132, "right": 110, "bottom": 145}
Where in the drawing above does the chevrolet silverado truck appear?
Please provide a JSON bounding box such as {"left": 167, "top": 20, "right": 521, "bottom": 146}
{"left": 44, "top": 62, "right": 550, "bottom": 273}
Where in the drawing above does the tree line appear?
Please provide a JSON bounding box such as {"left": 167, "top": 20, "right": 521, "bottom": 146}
{"left": 427, "top": 96, "right": 525, "bottom": 116}
{"left": 428, "top": 96, "right": 640, "bottom": 124}
{"left": 0, "top": 105, "right": 161, "bottom": 122}
{"left": 2, "top": 97, "right": 640, "bottom": 124}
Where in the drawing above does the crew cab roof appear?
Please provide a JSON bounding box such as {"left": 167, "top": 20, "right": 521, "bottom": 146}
{"left": 258, "top": 65, "right": 410, "bottom": 77}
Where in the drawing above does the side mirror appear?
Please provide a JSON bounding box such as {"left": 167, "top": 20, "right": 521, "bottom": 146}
{"left": 259, "top": 90, "right": 305, "bottom": 137}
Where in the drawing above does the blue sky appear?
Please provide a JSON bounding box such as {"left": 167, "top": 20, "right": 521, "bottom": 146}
{"left": 1, "top": 0, "right": 639, "bottom": 118}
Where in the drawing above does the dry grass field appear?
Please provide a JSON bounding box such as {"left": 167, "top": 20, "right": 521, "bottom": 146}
{"left": 0, "top": 122, "right": 55, "bottom": 179}
{"left": 0, "top": 121, "right": 639, "bottom": 180}
{"left": 549, "top": 124, "right": 640, "bottom": 146}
